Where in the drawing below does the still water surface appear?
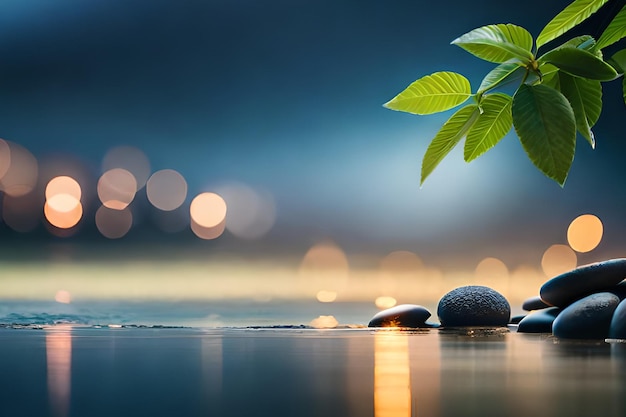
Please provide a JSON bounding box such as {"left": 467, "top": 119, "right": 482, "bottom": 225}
{"left": 0, "top": 326, "right": 624, "bottom": 417}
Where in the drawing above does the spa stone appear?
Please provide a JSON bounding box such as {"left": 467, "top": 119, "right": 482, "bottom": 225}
{"left": 368, "top": 304, "right": 432, "bottom": 328}
{"left": 609, "top": 299, "right": 626, "bottom": 339}
{"left": 552, "top": 292, "right": 620, "bottom": 339}
{"left": 437, "top": 285, "right": 510, "bottom": 327}
{"left": 517, "top": 307, "right": 560, "bottom": 333}
{"left": 540, "top": 259, "right": 626, "bottom": 307}
{"left": 522, "top": 295, "right": 550, "bottom": 311}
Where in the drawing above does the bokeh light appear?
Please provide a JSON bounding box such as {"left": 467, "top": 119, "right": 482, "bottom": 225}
{"left": 146, "top": 169, "right": 188, "bottom": 211}
{"left": 46, "top": 176, "right": 81, "bottom": 203}
{"left": 95, "top": 206, "right": 133, "bottom": 239}
{"left": 189, "top": 192, "right": 227, "bottom": 240}
{"left": 379, "top": 251, "right": 423, "bottom": 275}
{"left": 217, "top": 182, "right": 275, "bottom": 240}
{"left": 316, "top": 290, "right": 337, "bottom": 303}
{"left": 309, "top": 315, "right": 339, "bottom": 329}
{"left": 567, "top": 214, "right": 603, "bottom": 253}
{"left": 102, "top": 146, "right": 151, "bottom": 190}
{"left": 97, "top": 168, "right": 137, "bottom": 210}
{"left": 0, "top": 139, "right": 11, "bottom": 180}
{"left": 54, "top": 290, "right": 72, "bottom": 304}
{"left": 375, "top": 296, "right": 397, "bottom": 309}
{"left": 299, "top": 241, "right": 350, "bottom": 292}
{"left": 0, "top": 140, "right": 38, "bottom": 197}
{"left": 475, "top": 257, "right": 508, "bottom": 280}
{"left": 541, "top": 244, "right": 577, "bottom": 278}
{"left": 44, "top": 176, "right": 83, "bottom": 229}
{"left": 44, "top": 200, "right": 83, "bottom": 230}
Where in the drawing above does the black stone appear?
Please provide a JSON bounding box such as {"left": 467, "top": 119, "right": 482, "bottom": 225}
{"left": 522, "top": 295, "right": 551, "bottom": 311}
{"left": 437, "top": 285, "right": 510, "bottom": 327}
{"left": 368, "top": 304, "right": 432, "bottom": 328}
{"left": 510, "top": 314, "right": 526, "bottom": 324}
{"left": 517, "top": 307, "right": 560, "bottom": 333}
{"left": 552, "top": 292, "right": 620, "bottom": 339}
{"left": 609, "top": 299, "right": 626, "bottom": 339}
{"left": 609, "top": 280, "right": 626, "bottom": 300}
{"left": 539, "top": 258, "right": 626, "bottom": 307}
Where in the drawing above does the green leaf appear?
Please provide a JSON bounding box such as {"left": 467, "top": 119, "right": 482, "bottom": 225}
{"left": 561, "top": 35, "right": 602, "bottom": 58}
{"left": 539, "top": 47, "right": 618, "bottom": 80}
{"left": 609, "top": 49, "right": 626, "bottom": 74}
{"left": 537, "top": 0, "right": 610, "bottom": 49}
{"left": 540, "top": 64, "right": 561, "bottom": 88}
{"left": 383, "top": 72, "right": 471, "bottom": 115}
{"left": 465, "top": 93, "right": 513, "bottom": 162}
{"left": 512, "top": 84, "right": 576, "bottom": 186}
{"left": 478, "top": 62, "right": 525, "bottom": 94}
{"left": 421, "top": 105, "right": 480, "bottom": 184}
{"left": 596, "top": 5, "right": 626, "bottom": 50}
{"left": 623, "top": 77, "right": 626, "bottom": 106}
{"left": 451, "top": 24, "right": 535, "bottom": 63}
{"left": 558, "top": 72, "right": 602, "bottom": 147}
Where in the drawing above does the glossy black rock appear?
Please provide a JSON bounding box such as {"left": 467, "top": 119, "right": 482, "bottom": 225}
{"left": 539, "top": 259, "right": 626, "bottom": 307}
{"left": 517, "top": 307, "right": 560, "bottom": 333}
{"left": 522, "top": 295, "right": 550, "bottom": 311}
{"left": 437, "top": 285, "right": 510, "bottom": 327}
{"left": 609, "top": 299, "right": 626, "bottom": 339}
{"left": 368, "top": 304, "right": 432, "bottom": 328}
{"left": 552, "top": 292, "right": 620, "bottom": 339}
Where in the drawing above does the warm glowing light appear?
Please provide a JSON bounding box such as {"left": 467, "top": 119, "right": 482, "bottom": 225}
{"left": 299, "top": 241, "right": 350, "bottom": 292}
{"left": 146, "top": 169, "right": 188, "bottom": 211}
{"left": 316, "top": 290, "right": 337, "bottom": 303}
{"left": 541, "top": 244, "right": 577, "bottom": 277}
{"left": 374, "top": 332, "right": 411, "bottom": 417}
{"left": 567, "top": 214, "right": 603, "bottom": 253}
{"left": 46, "top": 176, "right": 81, "bottom": 202}
{"left": 475, "top": 257, "right": 509, "bottom": 280}
{"left": 310, "top": 315, "right": 339, "bottom": 329}
{"left": 97, "top": 168, "right": 137, "bottom": 210}
{"left": 2, "top": 192, "right": 40, "bottom": 232}
{"left": 217, "top": 182, "right": 275, "bottom": 240}
{"left": 190, "top": 217, "right": 226, "bottom": 240}
{"left": 190, "top": 192, "right": 227, "bottom": 228}
{"left": 102, "top": 145, "right": 151, "bottom": 190}
{"left": 375, "top": 296, "right": 397, "bottom": 309}
{"left": 55, "top": 290, "right": 72, "bottom": 304}
{"left": 46, "top": 327, "right": 72, "bottom": 417}
{"left": 0, "top": 140, "right": 38, "bottom": 197}
{"left": 379, "top": 251, "right": 423, "bottom": 274}
{"left": 44, "top": 200, "right": 83, "bottom": 229}
{"left": 0, "top": 138, "right": 11, "bottom": 180}
{"left": 95, "top": 205, "right": 133, "bottom": 239}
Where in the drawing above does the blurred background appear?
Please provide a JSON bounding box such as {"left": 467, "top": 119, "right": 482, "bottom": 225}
{"left": 0, "top": 0, "right": 624, "bottom": 325}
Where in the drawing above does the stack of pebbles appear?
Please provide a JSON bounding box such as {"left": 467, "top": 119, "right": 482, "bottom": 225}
{"left": 517, "top": 258, "right": 626, "bottom": 339}
{"left": 367, "top": 259, "right": 626, "bottom": 340}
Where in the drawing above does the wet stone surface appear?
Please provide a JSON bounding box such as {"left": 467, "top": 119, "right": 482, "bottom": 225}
{"left": 368, "top": 304, "right": 432, "bottom": 328}
{"left": 552, "top": 292, "right": 620, "bottom": 340}
{"left": 437, "top": 285, "right": 510, "bottom": 327}
{"left": 540, "top": 259, "right": 626, "bottom": 308}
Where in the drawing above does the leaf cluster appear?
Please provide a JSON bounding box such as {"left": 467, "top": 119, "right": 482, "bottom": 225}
{"left": 385, "top": 0, "right": 626, "bottom": 186}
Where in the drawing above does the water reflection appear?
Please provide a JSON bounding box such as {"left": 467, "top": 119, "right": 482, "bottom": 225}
{"left": 374, "top": 331, "right": 411, "bottom": 417}
{"left": 45, "top": 326, "right": 72, "bottom": 417}
{"left": 201, "top": 335, "right": 223, "bottom": 413}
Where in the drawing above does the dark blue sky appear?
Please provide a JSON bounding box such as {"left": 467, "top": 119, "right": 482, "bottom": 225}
{"left": 0, "top": 0, "right": 624, "bottom": 262}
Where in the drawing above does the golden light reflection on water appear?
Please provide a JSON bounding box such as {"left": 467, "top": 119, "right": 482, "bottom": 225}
{"left": 567, "top": 214, "right": 603, "bottom": 253}
{"left": 541, "top": 244, "right": 577, "bottom": 278}
{"left": 46, "top": 326, "right": 72, "bottom": 417}
{"left": 374, "top": 331, "right": 411, "bottom": 417}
